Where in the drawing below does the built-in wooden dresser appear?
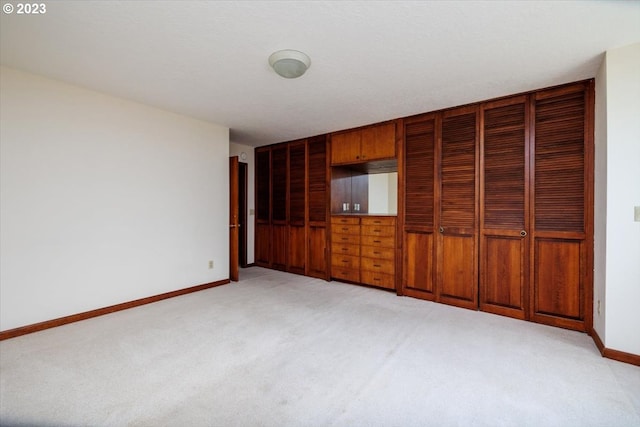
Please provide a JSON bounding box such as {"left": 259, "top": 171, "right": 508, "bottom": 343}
{"left": 331, "top": 215, "right": 396, "bottom": 290}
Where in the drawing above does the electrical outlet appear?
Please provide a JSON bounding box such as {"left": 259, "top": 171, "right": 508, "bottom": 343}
{"left": 208, "top": 260, "right": 214, "bottom": 269}
{"left": 635, "top": 206, "right": 640, "bottom": 222}
{"left": 250, "top": 209, "right": 255, "bottom": 215}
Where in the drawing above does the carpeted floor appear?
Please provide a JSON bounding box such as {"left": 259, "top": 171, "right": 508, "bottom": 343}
{"left": 1, "top": 267, "right": 639, "bottom": 426}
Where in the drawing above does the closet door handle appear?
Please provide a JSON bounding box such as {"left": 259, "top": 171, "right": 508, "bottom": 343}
{"left": 439, "top": 226, "right": 444, "bottom": 233}
{"left": 520, "top": 230, "right": 527, "bottom": 237}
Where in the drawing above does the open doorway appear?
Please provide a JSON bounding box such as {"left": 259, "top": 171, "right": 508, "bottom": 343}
{"left": 238, "top": 161, "right": 248, "bottom": 267}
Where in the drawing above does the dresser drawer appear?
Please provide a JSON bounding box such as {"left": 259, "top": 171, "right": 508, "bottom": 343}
{"left": 333, "top": 224, "right": 361, "bottom": 235}
{"left": 332, "top": 243, "right": 360, "bottom": 257}
{"left": 332, "top": 268, "right": 360, "bottom": 283}
{"left": 361, "top": 225, "right": 395, "bottom": 237}
{"left": 361, "top": 235, "right": 395, "bottom": 248}
{"left": 361, "top": 256, "right": 395, "bottom": 273}
{"left": 360, "top": 245, "right": 394, "bottom": 260}
{"left": 333, "top": 233, "right": 360, "bottom": 245}
{"left": 361, "top": 217, "right": 395, "bottom": 226}
{"left": 361, "top": 270, "right": 395, "bottom": 290}
{"left": 331, "top": 216, "right": 360, "bottom": 225}
{"left": 331, "top": 253, "right": 360, "bottom": 270}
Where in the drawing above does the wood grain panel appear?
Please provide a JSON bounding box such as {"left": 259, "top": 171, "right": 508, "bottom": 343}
{"left": 332, "top": 233, "right": 360, "bottom": 245}
{"left": 403, "top": 231, "right": 434, "bottom": 295}
{"left": 333, "top": 243, "right": 360, "bottom": 257}
{"left": 360, "top": 235, "right": 395, "bottom": 248}
{"left": 481, "top": 235, "right": 525, "bottom": 316}
{"left": 361, "top": 225, "right": 395, "bottom": 237}
{"left": 331, "top": 131, "right": 361, "bottom": 164}
{"left": 361, "top": 245, "right": 394, "bottom": 259}
{"left": 271, "top": 224, "right": 287, "bottom": 271}
{"left": 331, "top": 253, "right": 360, "bottom": 270}
{"left": 440, "top": 235, "right": 476, "bottom": 305}
{"left": 308, "top": 135, "right": 327, "bottom": 223}
{"left": 404, "top": 117, "right": 435, "bottom": 228}
{"left": 533, "top": 239, "right": 582, "bottom": 320}
{"left": 308, "top": 226, "right": 327, "bottom": 279}
{"left": 361, "top": 122, "right": 396, "bottom": 161}
{"left": 288, "top": 225, "right": 305, "bottom": 274}
{"left": 441, "top": 112, "right": 476, "bottom": 229}
{"left": 361, "top": 216, "right": 396, "bottom": 226}
{"left": 361, "top": 257, "right": 394, "bottom": 272}
{"left": 534, "top": 90, "right": 585, "bottom": 233}
{"left": 480, "top": 98, "right": 528, "bottom": 319}
{"left": 361, "top": 271, "right": 395, "bottom": 289}
{"left": 331, "top": 216, "right": 360, "bottom": 225}
{"left": 256, "top": 148, "right": 270, "bottom": 222}
{"left": 271, "top": 146, "right": 288, "bottom": 222}
{"left": 289, "top": 142, "right": 306, "bottom": 225}
{"left": 333, "top": 224, "right": 361, "bottom": 235}
{"left": 255, "top": 223, "right": 271, "bottom": 266}
{"left": 483, "top": 102, "right": 526, "bottom": 229}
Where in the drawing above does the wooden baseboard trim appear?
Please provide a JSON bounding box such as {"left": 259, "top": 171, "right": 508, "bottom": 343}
{"left": 592, "top": 328, "right": 605, "bottom": 354}
{"left": 591, "top": 329, "right": 640, "bottom": 366}
{"left": 0, "top": 278, "right": 230, "bottom": 341}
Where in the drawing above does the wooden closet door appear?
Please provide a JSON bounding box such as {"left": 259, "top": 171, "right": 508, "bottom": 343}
{"left": 307, "top": 135, "right": 328, "bottom": 279}
{"left": 255, "top": 147, "right": 271, "bottom": 267}
{"left": 480, "top": 96, "right": 529, "bottom": 319}
{"left": 288, "top": 141, "right": 307, "bottom": 275}
{"left": 402, "top": 114, "right": 437, "bottom": 300}
{"left": 271, "top": 145, "right": 288, "bottom": 271}
{"left": 530, "top": 82, "right": 593, "bottom": 332}
{"left": 437, "top": 106, "right": 479, "bottom": 309}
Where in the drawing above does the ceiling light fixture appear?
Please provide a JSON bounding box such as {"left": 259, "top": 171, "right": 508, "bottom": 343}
{"left": 268, "top": 49, "right": 311, "bottom": 79}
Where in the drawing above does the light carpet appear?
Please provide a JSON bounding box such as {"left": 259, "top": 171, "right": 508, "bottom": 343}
{"left": 1, "top": 267, "right": 639, "bottom": 426}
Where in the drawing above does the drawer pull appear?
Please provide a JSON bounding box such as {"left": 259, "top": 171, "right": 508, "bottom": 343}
{"left": 374, "top": 264, "right": 381, "bottom": 268}
{"left": 341, "top": 248, "right": 349, "bottom": 251}
{"left": 373, "top": 251, "right": 381, "bottom": 255}
{"left": 342, "top": 227, "right": 349, "bottom": 231}
{"left": 373, "top": 221, "right": 381, "bottom": 224}
{"left": 342, "top": 260, "right": 349, "bottom": 263}
{"left": 374, "top": 229, "right": 381, "bottom": 232}
{"left": 374, "top": 278, "right": 380, "bottom": 281}
{"left": 374, "top": 240, "right": 381, "bottom": 243}
{"left": 342, "top": 237, "right": 349, "bottom": 241}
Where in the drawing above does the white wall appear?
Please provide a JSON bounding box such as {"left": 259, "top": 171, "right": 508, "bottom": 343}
{"left": 0, "top": 66, "right": 230, "bottom": 331}
{"left": 593, "top": 56, "right": 608, "bottom": 342}
{"left": 600, "top": 43, "right": 640, "bottom": 355}
{"left": 229, "top": 142, "right": 255, "bottom": 264}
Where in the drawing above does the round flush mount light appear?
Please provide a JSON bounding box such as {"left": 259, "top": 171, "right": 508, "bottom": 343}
{"left": 268, "top": 49, "right": 311, "bottom": 79}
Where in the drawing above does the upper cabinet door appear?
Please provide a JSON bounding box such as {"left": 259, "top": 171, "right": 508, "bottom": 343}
{"left": 360, "top": 122, "right": 396, "bottom": 161}
{"left": 331, "top": 131, "right": 361, "bottom": 164}
{"left": 330, "top": 122, "right": 396, "bottom": 165}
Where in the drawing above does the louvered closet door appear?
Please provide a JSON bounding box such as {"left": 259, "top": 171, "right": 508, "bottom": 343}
{"left": 271, "top": 145, "right": 288, "bottom": 271}
{"left": 288, "top": 141, "right": 307, "bottom": 275}
{"left": 255, "top": 148, "right": 271, "bottom": 267}
{"left": 531, "top": 82, "right": 592, "bottom": 331}
{"left": 402, "top": 114, "right": 437, "bottom": 300}
{"left": 438, "top": 107, "right": 479, "bottom": 309}
{"left": 307, "top": 135, "right": 328, "bottom": 279}
{"left": 480, "top": 97, "right": 529, "bottom": 319}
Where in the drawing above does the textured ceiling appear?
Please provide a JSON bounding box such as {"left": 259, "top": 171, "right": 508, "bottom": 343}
{"left": 1, "top": 1, "right": 639, "bottom": 147}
